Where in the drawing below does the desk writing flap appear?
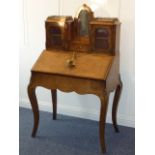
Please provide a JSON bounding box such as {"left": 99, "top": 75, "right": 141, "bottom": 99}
{"left": 32, "top": 50, "right": 114, "bottom": 80}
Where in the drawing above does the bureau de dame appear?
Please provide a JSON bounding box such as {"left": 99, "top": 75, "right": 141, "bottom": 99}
{"left": 28, "top": 4, "right": 122, "bottom": 154}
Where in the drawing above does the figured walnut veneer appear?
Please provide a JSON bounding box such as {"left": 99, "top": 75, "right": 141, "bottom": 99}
{"left": 32, "top": 50, "right": 113, "bottom": 80}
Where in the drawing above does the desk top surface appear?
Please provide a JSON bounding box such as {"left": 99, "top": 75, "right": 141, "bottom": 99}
{"left": 32, "top": 50, "right": 114, "bottom": 80}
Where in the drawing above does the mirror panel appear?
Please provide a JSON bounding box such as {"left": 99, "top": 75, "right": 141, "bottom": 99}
{"left": 75, "top": 4, "right": 94, "bottom": 38}
{"left": 78, "top": 10, "right": 89, "bottom": 36}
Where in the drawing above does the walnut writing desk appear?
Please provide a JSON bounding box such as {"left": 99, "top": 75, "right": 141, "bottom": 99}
{"left": 27, "top": 4, "right": 122, "bottom": 154}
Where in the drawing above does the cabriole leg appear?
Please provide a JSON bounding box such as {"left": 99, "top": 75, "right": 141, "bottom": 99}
{"left": 27, "top": 84, "right": 39, "bottom": 137}
{"left": 112, "top": 75, "right": 122, "bottom": 132}
{"left": 99, "top": 94, "right": 109, "bottom": 154}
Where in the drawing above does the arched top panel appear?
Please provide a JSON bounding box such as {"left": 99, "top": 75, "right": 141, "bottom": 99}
{"left": 75, "top": 4, "right": 94, "bottom": 19}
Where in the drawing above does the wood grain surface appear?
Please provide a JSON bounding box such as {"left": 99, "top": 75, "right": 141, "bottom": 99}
{"left": 32, "top": 50, "right": 114, "bottom": 80}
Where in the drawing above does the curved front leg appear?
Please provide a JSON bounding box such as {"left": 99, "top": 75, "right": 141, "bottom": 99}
{"left": 112, "top": 75, "right": 122, "bottom": 132}
{"left": 27, "top": 83, "right": 39, "bottom": 137}
{"left": 99, "top": 94, "right": 109, "bottom": 154}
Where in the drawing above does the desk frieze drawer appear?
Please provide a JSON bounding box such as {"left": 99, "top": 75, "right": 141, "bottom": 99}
{"left": 30, "top": 72, "right": 105, "bottom": 96}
